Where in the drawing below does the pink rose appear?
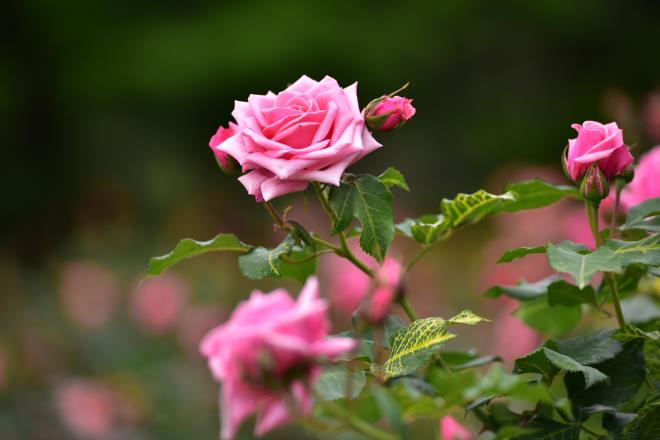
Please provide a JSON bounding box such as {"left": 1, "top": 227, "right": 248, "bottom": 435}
{"left": 209, "top": 124, "right": 239, "bottom": 173}
{"left": 565, "top": 121, "right": 633, "bottom": 181}
{"left": 199, "top": 277, "right": 356, "bottom": 439}
{"left": 439, "top": 416, "right": 473, "bottom": 440}
{"left": 212, "top": 75, "right": 381, "bottom": 201}
{"left": 131, "top": 274, "right": 188, "bottom": 335}
{"left": 361, "top": 258, "right": 403, "bottom": 323}
{"left": 366, "top": 96, "right": 416, "bottom": 131}
{"left": 619, "top": 146, "right": 660, "bottom": 210}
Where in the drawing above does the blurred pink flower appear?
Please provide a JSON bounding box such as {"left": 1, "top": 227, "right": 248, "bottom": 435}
{"left": 440, "top": 416, "right": 472, "bottom": 440}
{"left": 58, "top": 261, "right": 120, "bottom": 329}
{"left": 493, "top": 298, "right": 542, "bottom": 362}
{"left": 200, "top": 277, "right": 356, "bottom": 439}
{"left": 321, "top": 239, "right": 375, "bottom": 314}
{"left": 561, "top": 207, "right": 596, "bottom": 249}
{"left": 55, "top": 380, "right": 116, "bottom": 438}
{"left": 360, "top": 258, "right": 402, "bottom": 323}
{"left": 177, "top": 305, "right": 228, "bottom": 357}
{"left": 619, "top": 146, "right": 660, "bottom": 211}
{"left": 131, "top": 274, "right": 188, "bottom": 335}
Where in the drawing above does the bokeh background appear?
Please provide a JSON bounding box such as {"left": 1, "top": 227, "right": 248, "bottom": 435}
{"left": 2, "top": 0, "right": 660, "bottom": 438}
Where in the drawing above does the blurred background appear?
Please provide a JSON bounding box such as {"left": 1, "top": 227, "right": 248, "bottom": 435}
{"left": 2, "top": 0, "right": 660, "bottom": 438}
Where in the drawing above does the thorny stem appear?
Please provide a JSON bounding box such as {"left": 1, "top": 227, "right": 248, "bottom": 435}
{"left": 263, "top": 201, "right": 289, "bottom": 231}
{"left": 585, "top": 201, "right": 626, "bottom": 328}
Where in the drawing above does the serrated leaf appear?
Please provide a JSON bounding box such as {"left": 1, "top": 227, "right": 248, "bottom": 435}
{"left": 369, "top": 383, "right": 409, "bottom": 439}
{"left": 410, "top": 214, "right": 447, "bottom": 244}
{"left": 352, "top": 175, "right": 394, "bottom": 262}
{"left": 278, "top": 248, "right": 317, "bottom": 283}
{"left": 553, "top": 329, "right": 622, "bottom": 365}
{"left": 497, "top": 245, "right": 547, "bottom": 263}
{"left": 514, "top": 345, "right": 608, "bottom": 388}
{"left": 502, "top": 179, "right": 579, "bottom": 213}
{"left": 484, "top": 275, "right": 560, "bottom": 301}
{"left": 547, "top": 280, "right": 596, "bottom": 306}
{"left": 328, "top": 182, "right": 355, "bottom": 234}
{"left": 515, "top": 297, "right": 581, "bottom": 337}
{"left": 463, "top": 364, "right": 552, "bottom": 403}
{"left": 440, "top": 189, "right": 516, "bottom": 228}
{"left": 604, "top": 235, "right": 660, "bottom": 266}
{"left": 378, "top": 311, "right": 486, "bottom": 378}
{"left": 147, "top": 233, "right": 251, "bottom": 276}
{"left": 565, "top": 340, "right": 646, "bottom": 407}
{"left": 378, "top": 167, "right": 409, "bottom": 191}
{"left": 621, "top": 197, "right": 660, "bottom": 233}
{"left": 313, "top": 364, "right": 366, "bottom": 401}
{"left": 613, "top": 324, "right": 660, "bottom": 343}
{"left": 238, "top": 233, "right": 297, "bottom": 279}
{"left": 547, "top": 242, "right": 622, "bottom": 288}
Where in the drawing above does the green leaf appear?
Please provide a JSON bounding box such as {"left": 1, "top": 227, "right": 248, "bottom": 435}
{"left": 440, "top": 189, "right": 516, "bottom": 228}
{"left": 565, "top": 340, "right": 646, "bottom": 407}
{"left": 553, "top": 329, "right": 622, "bottom": 365}
{"left": 313, "top": 364, "right": 366, "bottom": 401}
{"left": 463, "top": 364, "right": 552, "bottom": 403}
{"left": 502, "top": 179, "right": 579, "bottom": 213}
{"left": 514, "top": 417, "right": 580, "bottom": 440}
{"left": 514, "top": 345, "right": 608, "bottom": 388}
{"left": 352, "top": 175, "right": 394, "bottom": 262}
{"left": 238, "top": 233, "right": 297, "bottom": 279}
{"left": 624, "top": 399, "right": 660, "bottom": 440}
{"left": 378, "top": 167, "right": 409, "bottom": 191}
{"left": 388, "top": 377, "right": 444, "bottom": 421}
{"left": 621, "top": 197, "right": 660, "bottom": 233}
{"left": 328, "top": 182, "right": 355, "bottom": 234}
{"left": 604, "top": 235, "right": 660, "bottom": 266}
{"left": 515, "top": 297, "right": 581, "bottom": 337}
{"left": 547, "top": 241, "right": 622, "bottom": 288}
{"left": 597, "top": 264, "right": 647, "bottom": 302}
{"left": 483, "top": 275, "right": 559, "bottom": 301}
{"left": 377, "top": 311, "right": 488, "bottom": 378}
{"left": 621, "top": 295, "right": 660, "bottom": 325}
{"left": 613, "top": 324, "right": 660, "bottom": 343}
{"left": 547, "top": 280, "right": 596, "bottom": 307}
{"left": 410, "top": 214, "right": 447, "bottom": 245}
{"left": 497, "top": 245, "right": 547, "bottom": 263}
{"left": 278, "top": 248, "right": 317, "bottom": 283}
{"left": 369, "top": 383, "right": 409, "bottom": 439}
{"left": 147, "top": 233, "right": 251, "bottom": 276}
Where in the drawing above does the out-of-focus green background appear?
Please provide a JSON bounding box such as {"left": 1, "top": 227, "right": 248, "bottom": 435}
{"left": 2, "top": 1, "right": 660, "bottom": 438}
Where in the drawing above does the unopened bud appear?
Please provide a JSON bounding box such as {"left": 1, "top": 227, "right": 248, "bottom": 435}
{"left": 580, "top": 164, "right": 610, "bottom": 202}
{"left": 365, "top": 96, "right": 416, "bottom": 132}
{"left": 209, "top": 125, "right": 240, "bottom": 174}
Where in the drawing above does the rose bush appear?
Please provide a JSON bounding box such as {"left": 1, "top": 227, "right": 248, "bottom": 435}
{"left": 149, "top": 77, "right": 660, "bottom": 440}
{"left": 210, "top": 75, "right": 381, "bottom": 201}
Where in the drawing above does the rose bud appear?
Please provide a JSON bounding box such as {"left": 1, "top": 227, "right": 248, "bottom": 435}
{"left": 365, "top": 96, "right": 416, "bottom": 132}
{"left": 209, "top": 125, "right": 240, "bottom": 174}
{"left": 580, "top": 163, "right": 610, "bottom": 203}
{"left": 359, "top": 258, "right": 403, "bottom": 324}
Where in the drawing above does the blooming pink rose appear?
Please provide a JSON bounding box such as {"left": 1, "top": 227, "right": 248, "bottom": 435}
{"left": 565, "top": 121, "right": 633, "bottom": 181}
{"left": 200, "top": 277, "right": 356, "bottom": 439}
{"left": 440, "top": 416, "right": 472, "bottom": 440}
{"left": 619, "top": 146, "right": 660, "bottom": 210}
{"left": 55, "top": 380, "right": 116, "bottom": 438}
{"left": 366, "top": 96, "right": 416, "bottom": 131}
{"left": 361, "top": 258, "right": 403, "bottom": 323}
{"left": 211, "top": 75, "right": 381, "bottom": 201}
{"left": 209, "top": 125, "right": 237, "bottom": 171}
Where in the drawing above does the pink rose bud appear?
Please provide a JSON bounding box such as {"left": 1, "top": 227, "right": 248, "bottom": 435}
{"left": 439, "top": 416, "right": 473, "bottom": 440}
{"left": 209, "top": 125, "right": 240, "bottom": 174}
{"left": 565, "top": 121, "right": 633, "bottom": 182}
{"left": 580, "top": 163, "right": 610, "bottom": 203}
{"left": 200, "top": 277, "right": 356, "bottom": 439}
{"left": 360, "top": 258, "right": 403, "bottom": 324}
{"left": 366, "top": 96, "right": 416, "bottom": 132}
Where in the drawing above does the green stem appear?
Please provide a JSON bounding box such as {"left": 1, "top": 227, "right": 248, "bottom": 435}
{"left": 398, "top": 296, "right": 418, "bottom": 321}
{"left": 263, "top": 201, "right": 289, "bottom": 231}
{"left": 585, "top": 201, "right": 625, "bottom": 328}
{"left": 610, "top": 184, "right": 622, "bottom": 239}
{"left": 312, "top": 182, "right": 374, "bottom": 277}
{"left": 323, "top": 401, "right": 397, "bottom": 440}
{"left": 404, "top": 244, "right": 431, "bottom": 273}
{"left": 280, "top": 249, "right": 335, "bottom": 264}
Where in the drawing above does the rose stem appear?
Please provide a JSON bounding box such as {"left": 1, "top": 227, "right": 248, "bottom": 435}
{"left": 585, "top": 200, "right": 625, "bottom": 328}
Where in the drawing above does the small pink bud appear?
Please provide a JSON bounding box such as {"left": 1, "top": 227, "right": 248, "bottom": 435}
{"left": 440, "top": 416, "right": 473, "bottom": 440}
{"left": 209, "top": 125, "right": 240, "bottom": 174}
{"left": 580, "top": 163, "right": 610, "bottom": 203}
{"left": 360, "top": 258, "right": 403, "bottom": 324}
{"left": 366, "top": 96, "right": 416, "bottom": 132}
